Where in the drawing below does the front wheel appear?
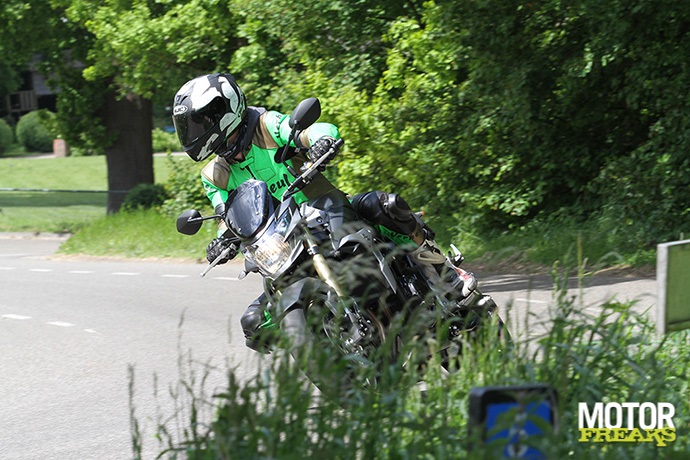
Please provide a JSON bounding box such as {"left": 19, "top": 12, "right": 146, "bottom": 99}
{"left": 280, "top": 305, "right": 385, "bottom": 401}
{"left": 439, "top": 295, "right": 513, "bottom": 372}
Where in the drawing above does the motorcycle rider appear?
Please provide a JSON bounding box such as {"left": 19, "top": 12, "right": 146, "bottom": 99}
{"left": 172, "top": 73, "right": 452, "bottom": 353}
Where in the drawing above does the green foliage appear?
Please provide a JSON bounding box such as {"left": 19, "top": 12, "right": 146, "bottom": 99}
{"left": 0, "top": 118, "right": 14, "bottom": 154}
{"left": 0, "top": 60, "right": 21, "bottom": 97}
{"left": 54, "top": 69, "right": 108, "bottom": 156}
{"left": 472, "top": 210, "right": 658, "bottom": 271}
{"left": 15, "top": 110, "right": 57, "bottom": 153}
{"left": 230, "top": 0, "right": 424, "bottom": 97}
{"left": 121, "top": 183, "right": 170, "bottom": 212}
{"left": 433, "top": 0, "right": 690, "bottom": 243}
{"left": 64, "top": 0, "right": 242, "bottom": 101}
{"left": 3, "top": 0, "right": 690, "bottom": 251}
{"left": 152, "top": 128, "right": 181, "bottom": 153}
{"left": 134, "top": 286, "right": 690, "bottom": 458}
{"left": 160, "top": 154, "right": 212, "bottom": 216}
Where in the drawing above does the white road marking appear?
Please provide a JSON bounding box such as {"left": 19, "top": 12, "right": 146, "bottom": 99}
{"left": 2, "top": 314, "right": 31, "bottom": 320}
{"left": 161, "top": 274, "right": 190, "bottom": 278}
{"left": 516, "top": 298, "right": 548, "bottom": 305}
{"left": 3, "top": 315, "right": 100, "bottom": 333}
{"left": 69, "top": 270, "right": 94, "bottom": 274}
{"left": 0, "top": 267, "right": 16, "bottom": 270}
{"left": 111, "top": 272, "right": 140, "bottom": 276}
{"left": 46, "top": 321, "right": 75, "bottom": 327}
{"left": 29, "top": 268, "right": 52, "bottom": 272}
{"left": 213, "top": 277, "right": 240, "bottom": 281}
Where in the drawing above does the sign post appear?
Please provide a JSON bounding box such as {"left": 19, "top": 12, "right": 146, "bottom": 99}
{"left": 657, "top": 239, "right": 690, "bottom": 334}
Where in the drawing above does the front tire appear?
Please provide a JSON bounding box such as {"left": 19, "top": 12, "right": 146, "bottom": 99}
{"left": 439, "top": 297, "right": 513, "bottom": 372}
{"left": 280, "top": 306, "right": 374, "bottom": 401}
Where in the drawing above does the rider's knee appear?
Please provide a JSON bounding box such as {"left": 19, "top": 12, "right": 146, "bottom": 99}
{"left": 351, "top": 190, "right": 425, "bottom": 245}
{"left": 240, "top": 294, "right": 274, "bottom": 353}
{"left": 240, "top": 302, "right": 264, "bottom": 337}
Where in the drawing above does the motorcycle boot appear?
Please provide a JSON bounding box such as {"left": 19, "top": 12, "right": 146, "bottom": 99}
{"left": 350, "top": 191, "right": 426, "bottom": 246}
{"left": 409, "top": 224, "right": 477, "bottom": 299}
{"left": 240, "top": 294, "right": 278, "bottom": 354}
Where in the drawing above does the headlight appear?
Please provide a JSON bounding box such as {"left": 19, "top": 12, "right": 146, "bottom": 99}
{"left": 244, "top": 211, "right": 299, "bottom": 276}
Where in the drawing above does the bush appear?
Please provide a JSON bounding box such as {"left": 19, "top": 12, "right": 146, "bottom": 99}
{"left": 0, "top": 119, "right": 13, "bottom": 155}
{"left": 152, "top": 128, "right": 182, "bottom": 153}
{"left": 16, "top": 110, "right": 57, "bottom": 153}
{"left": 161, "top": 154, "right": 210, "bottom": 216}
{"left": 121, "top": 183, "right": 170, "bottom": 211}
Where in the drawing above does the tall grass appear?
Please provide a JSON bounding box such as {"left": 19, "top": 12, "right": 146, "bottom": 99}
{"left": 58, "top": 209, "right": 215, "bottom": 260}
{"left": 455, "top": 211, "right": 658, "bottom": 272}
{"left": 130, "top": 273, "right": 689, "bottom": 459}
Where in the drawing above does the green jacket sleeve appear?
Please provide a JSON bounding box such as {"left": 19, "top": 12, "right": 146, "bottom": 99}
{"left": 270, "top": 110, "right": 340, "bottom": 148}
{"left": 202, "top": 174, "right": 228, "bottom": 211}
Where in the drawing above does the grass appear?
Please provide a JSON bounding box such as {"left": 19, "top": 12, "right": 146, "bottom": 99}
{"left": 129, "top": 275, "right": 690, "bottom": 459}
{"left": 435, "top": 212, "right": 658, "bottom": 274}
{"left": 0, "top": 151, "right": 187, "bottom": 234}
{"left": 0, "top": 190, "right": 108, "bottom": 233}
{"left": 5, "top": 147, "right": 681, "bottom": 458}
{"left": 0, "top": 155, "right": 108, "bottom": 190}
{"left": 58, "top": 208, "right": 215, "bottom": 260}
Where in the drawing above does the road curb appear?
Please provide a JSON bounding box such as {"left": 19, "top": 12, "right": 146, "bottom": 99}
{"left": 0, "top": 232, "right": 72, "bottom": 241}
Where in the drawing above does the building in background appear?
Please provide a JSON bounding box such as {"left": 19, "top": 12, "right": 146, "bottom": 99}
{"left": 1, "top": 65, "right": 57, "bottom": 121}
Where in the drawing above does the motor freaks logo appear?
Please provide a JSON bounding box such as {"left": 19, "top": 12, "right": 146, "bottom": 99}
{"left": 578, "top": 402, "right": 676, "bottom": 447}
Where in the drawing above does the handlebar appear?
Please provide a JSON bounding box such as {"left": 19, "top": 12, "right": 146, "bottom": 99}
{"left": 200, "top": 243, "right": 238, "bottom": 278}
{"left": 282, "top": 138, "right": 344, "bottom": 200}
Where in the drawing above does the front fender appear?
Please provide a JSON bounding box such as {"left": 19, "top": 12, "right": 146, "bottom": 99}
{"left": 336, "top": 227, "right": 399, "bottom": 294}
{"left": 272, "top": 277, "right": 336, "bottom": 319}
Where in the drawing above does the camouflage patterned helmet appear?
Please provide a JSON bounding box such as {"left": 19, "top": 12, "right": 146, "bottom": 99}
{"left": 172, "top": 73, "right": 247, "bottom": 162}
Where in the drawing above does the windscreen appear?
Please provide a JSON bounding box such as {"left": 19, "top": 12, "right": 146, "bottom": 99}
{"left": 224, "top": 180, "right": 274, "bottom": 239}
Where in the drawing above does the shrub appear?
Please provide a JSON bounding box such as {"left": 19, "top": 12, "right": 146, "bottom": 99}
{"left": 121, "top": 183, "right": 170, "bottom": 211}
{"left": 16, "top": 110, "right": 57, "bottom": 153}
{"left": 152, "top": 128, "right": 182, "bottom": 153}
{"left": 0, "top": 119, "right": 13, "bottom": 155}
{"left": 160, "top": 154, "right": 210, "bottom": 215}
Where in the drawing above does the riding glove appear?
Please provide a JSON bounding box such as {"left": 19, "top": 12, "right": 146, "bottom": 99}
{"left": 206, "top": 236, "right": 238, "bottom": 264}
{"left": 307, "top": 136, "right": 336, "bottom": 170}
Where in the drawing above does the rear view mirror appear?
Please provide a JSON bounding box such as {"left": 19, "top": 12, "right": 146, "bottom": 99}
{"left": 289, "top": 97, "right": 321, "bottom": 130}
{"left": 176, "top": 209, "right": 203, "bottom": 235}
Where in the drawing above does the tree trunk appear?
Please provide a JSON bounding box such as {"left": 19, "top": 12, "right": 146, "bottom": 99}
{"left": 104, "top": 91, "right": 153, "bottom": 213}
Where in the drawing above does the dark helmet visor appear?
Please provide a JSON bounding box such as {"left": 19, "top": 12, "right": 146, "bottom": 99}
{"left": 173, "top": 96, "right": 226, "bottom": 149}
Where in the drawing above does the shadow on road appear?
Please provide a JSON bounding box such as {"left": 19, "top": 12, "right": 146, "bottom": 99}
{"left": 474, "top": 270, "right": 654, "bottom": 294}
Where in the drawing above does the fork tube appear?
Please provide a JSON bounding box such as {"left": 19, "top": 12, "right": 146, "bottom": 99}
{"left": 303, "top": 230, "right": 345, "bottom": 297}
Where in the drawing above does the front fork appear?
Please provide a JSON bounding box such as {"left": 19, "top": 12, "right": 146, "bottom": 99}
{"left": 303, "top": 229, "right": 345, "bottom": 297}
{"left": 302, "top": 227, "right": 370, "bottom": 346}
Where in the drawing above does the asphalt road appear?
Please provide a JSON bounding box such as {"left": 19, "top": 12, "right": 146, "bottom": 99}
{"left": 0, "top": 234, "right": 657, "bottom": 459}
{"left": 0, "top": 235, "right": 265, "bottom": 459}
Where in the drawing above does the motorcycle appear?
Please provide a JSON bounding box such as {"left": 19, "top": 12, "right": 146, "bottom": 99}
{"left": 176, "top": 98, "right": 510, "bottom": 399}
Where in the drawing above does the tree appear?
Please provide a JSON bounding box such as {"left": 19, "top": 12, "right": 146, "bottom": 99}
{"left": 59, "top": 0, "right": 245, "bottom": 212}
{"left": 0, "top": 61, "right": 21, "bottom": 101}
{"left": 0, "top": 0, "right": 242, "bottom": 212}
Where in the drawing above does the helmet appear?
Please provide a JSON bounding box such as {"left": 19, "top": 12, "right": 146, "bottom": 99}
{"left": 172, "top": 73, "right": 247, "bottom": 162}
